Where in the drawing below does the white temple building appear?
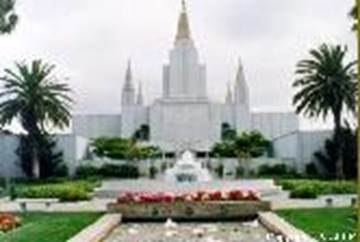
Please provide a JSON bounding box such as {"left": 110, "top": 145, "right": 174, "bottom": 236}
{"left": 73, "top": 1, "right": 301, "bottom": 152}
{"left": 0, "top": 0, "right": 333, "bottom": 177}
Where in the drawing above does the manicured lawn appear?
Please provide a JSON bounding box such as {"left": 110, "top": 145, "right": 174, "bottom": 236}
{"left": 0, "top": 213, "right": 103, "bottom": 242}
{"left": 277, "top": 208, "right": 356, "bottom": 242}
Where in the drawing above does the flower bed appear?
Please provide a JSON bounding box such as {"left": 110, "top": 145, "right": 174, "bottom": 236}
{"left": 0, "top": 213, "right": 21, "bottom": 232}
{"left": 108, "top": 189, "right": 270, "bottom": 220}
{"left": 116, "top": 189, "right": 261, "bottom": 204}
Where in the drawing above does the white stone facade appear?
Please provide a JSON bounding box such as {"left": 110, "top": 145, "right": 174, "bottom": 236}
{"left": 71, "top": 1, "right": 324, "bottom": 156}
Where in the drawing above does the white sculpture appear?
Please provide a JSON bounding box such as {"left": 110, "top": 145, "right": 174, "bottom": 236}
{"left": 164, "top": 150, "right": 211, "bottom": 183}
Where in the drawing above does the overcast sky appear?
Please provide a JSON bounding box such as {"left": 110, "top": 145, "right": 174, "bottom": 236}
{"left": 0, "top": 0, "right": 356, "bottom": 130}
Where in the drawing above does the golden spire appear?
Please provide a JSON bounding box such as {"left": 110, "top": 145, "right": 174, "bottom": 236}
{"left": 175, "top": 0, "right": 191, "bottom": 43}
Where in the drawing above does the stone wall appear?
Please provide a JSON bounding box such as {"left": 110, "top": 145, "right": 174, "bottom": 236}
{"left": 0, "top": 134, "right": 23, "bottom": 177}
{"left": 72, "top": 114, "right": 122, "bottom": 139}
{"left": 0, "top": 129, "right": 332, "bottom": 178}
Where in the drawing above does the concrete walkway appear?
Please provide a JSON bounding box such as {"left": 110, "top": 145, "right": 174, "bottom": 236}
{"left": 0, "top": 198, "right": 112, "bottom": 212}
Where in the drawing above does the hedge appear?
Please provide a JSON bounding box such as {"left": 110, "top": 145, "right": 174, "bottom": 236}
{"left": 277, "top": 180, "right": 356, "bottom": 199}
{"left": 75, "top": 164, "right": 139, "bottom": 179}
{"left": 13, "top": 180, "right": 99, "bottom": 202}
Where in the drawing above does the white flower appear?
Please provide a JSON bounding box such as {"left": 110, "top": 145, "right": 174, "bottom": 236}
{"left": 243, "top": 220, "right": 259, "bottom": 228}
{"left": 165, "top": 230, "right": 178, "bottom": 237}
{"left": 192, "top": 227, "right": 205, "bottom": 236}
{"left": 164, "top": 218, "right": 178, "bottom": 229}
{"left": 128, "top": 228, "right": 139, "bottom": 235}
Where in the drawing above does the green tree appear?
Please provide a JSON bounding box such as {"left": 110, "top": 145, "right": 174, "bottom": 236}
{"left": 314, "top": 125, "right": 357, "bottom": 179}
{"left": 0, "top": 60, "right": 73, "bottom": 178}
{"left": 18, "top": 134, "right": 67, "bottom": 178}
{"left": 91, "top": 137, "right": 161, "bottom": 161}
{"left": 293, "top": 44, "right": 357, "bottom": 178}
{"left": 133, "top": 124, "right": 150, "bottom": 141}
{"left": 234, "top": 131, "right": 270, "bottom": 177}
{"left": 210, "top": 130, "right": 269, "bottom": 177}
{"left": 0, "top": 0, "right": 18, "bottom": 34}
{"left": 221, "top": 123, "right": 236, "bottom": 141}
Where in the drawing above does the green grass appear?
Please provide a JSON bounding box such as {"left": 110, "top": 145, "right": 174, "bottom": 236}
{"left": 277, "top": 208, "right": 356, "bottom": 242}
{"left": 0, "top": 213, "right": 103, "bottom": 242}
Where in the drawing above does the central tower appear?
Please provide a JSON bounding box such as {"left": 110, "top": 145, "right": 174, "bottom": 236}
{"left": 162, "top": 0, "right": 207, "bottom": 100}
{"left": 150, "top": 0, "right": 214, "bottom": 152}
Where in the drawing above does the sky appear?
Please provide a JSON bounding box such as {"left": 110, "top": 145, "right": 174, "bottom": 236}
{"left": 0, "top": 0, "right": 356, "bottom": 130}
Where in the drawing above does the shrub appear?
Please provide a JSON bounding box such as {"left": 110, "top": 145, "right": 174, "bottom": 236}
{"left": 314, "top": 126, "right": 357, "bottom": 179}
{"left": 75, "top": 165, "right": 100, "bottom": 178}
{"left": 15, "top": 185, "right": 89, "bottom": 202}
{"left": 13, "top": 180, "right": 99, "bottom": 202}
{"left": 278, "top": 180, "right": 357, "bottom": 198}
{"left": 290, "top": 185, "right": 317, "bottom": 199}
{"left": 17, "top": 134, "right": 68, "bottom": 179}
{"left": 160, "top": 162, "right": 167, "bottom": 173}
{"left": 75, "top": 164, "right": 140, "bottom": 179}
{"left": 258, "top": 164, "right": 300, "bottom": 178}
{"left": 236, "top": 167, "right": 244, "bottom": 178}
{"left": 305, "top": 163, "right": 319, "bottom": 177}
{"left": 215, "top": 164, "right": 224, "bottom": 178}
{"left": 100, "top": 164, "right": 139, "bottom": 178}
{"left": 149, "top": 166, "right": 158, "bottom": 179}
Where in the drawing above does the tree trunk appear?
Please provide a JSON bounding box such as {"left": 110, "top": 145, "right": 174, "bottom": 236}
{"left": 30, "top": 139, "right": 41, "bottom": 179}
{"left": 334, "top": 112, "right": 344, "bottom": 179}
{"left": 28, "top": 130, "right": 41, "bottom": 179}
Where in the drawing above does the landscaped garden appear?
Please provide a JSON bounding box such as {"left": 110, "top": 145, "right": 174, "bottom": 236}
{"left": 0, "top": 212, "right": 103, "bottom": 242}
{"left": 277, "top": 208, "right": 356, "bottom": 242}
{"left": 0, "top": 1, "right": 358, "bottom": 242}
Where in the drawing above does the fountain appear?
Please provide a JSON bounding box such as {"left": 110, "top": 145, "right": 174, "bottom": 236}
{"left": 164, "top": 150, "right": 212, "bottom": 183}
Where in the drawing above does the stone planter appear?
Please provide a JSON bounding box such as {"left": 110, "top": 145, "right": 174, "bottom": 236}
{"left": 107, "top": 201, "right": 271, "bottom": 221}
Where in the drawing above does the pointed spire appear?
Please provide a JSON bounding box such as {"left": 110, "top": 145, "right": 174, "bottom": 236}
{"left": 122, "top": 59, "right": 136, "bottom": 106}
{"left": 225, "top": 82, "right": 233, "bottom": 104}
{"left": 234, "top": 57, "right": 249, "bottom": 105}
{"left": 136, "top": 81, "right": 144, "bottom": 105}
{"left": 182, "top": 0, "right": 187, "bottom": 12}
{"left": 125, "top": 59, "right": 133, "bottom": 88}
{"left": 175, "top": 0, "right": 192, "bottom": 43}
{"left": 236, "top": 58, "right": 244, "bottom": 84}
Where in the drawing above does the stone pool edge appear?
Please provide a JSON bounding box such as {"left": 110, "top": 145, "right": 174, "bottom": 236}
{"left": 107, "top": 200, "right": 271, "bottom": 220}
{"left": 67, "top": 214, "right": 121, "bottom": 242}
{"left": 259, "top": 212, "right": 318, "bottom": 242}
{"left": 67, "top": 210, "right": 317, "bottom": 242}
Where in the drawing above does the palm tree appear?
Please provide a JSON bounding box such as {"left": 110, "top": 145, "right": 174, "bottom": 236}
{"left": 0, "top": 0, "right": 18, "bottom": 34}
{"left": 293, "top": 44, "right": 357, "bottom": 178}
{"left": 0, "top": 60, "right": 72, "bottom": 178}
{"left": 350, "top": 5, "right": 358, "bottom": 31}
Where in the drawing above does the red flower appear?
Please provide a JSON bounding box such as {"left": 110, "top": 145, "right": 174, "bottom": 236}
{"left": 208, "top": 190, "right": 222, "bottom": 201}
{"left": 0, "top": 213, "right": 20, "bottom": 232}
{"left": 116, "top": 189, "right": 261, "bottom": 204}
